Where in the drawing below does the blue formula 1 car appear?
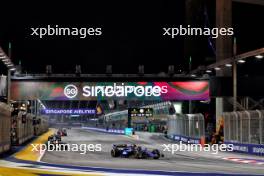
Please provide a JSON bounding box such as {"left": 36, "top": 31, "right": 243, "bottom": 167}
{"left": 111, "top": 144, "right": 164, "bottom": 159}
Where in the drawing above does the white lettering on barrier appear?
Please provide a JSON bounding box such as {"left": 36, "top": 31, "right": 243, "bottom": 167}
{"left": 174, "top": 136, "right": 180, "bottom": 140}
{"left": 233, "top": 145, "right": 248, "bottom": 152}
{"left": 181, "top": 137, "right": 188, "bottom": 143}
{"left": 253, "top": 147, "right": 264, "bottom": 154}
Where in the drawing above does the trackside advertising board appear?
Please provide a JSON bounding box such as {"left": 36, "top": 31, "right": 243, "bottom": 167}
{"left": 10, "top": 81, "right": 209, "bottom": 101}
{"left": 224, "top": 142, "right": 264, "bottom": 156}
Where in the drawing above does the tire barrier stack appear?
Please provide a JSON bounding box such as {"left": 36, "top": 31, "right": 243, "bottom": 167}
{"left": 223, "top": 110, "right": 264, "bottom": 156}
{"left": 167, "top": 113, "right": 205, "bottom": 144}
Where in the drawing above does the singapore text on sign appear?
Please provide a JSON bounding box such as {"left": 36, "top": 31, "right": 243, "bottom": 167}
{"left": 64, "top": 83, "right": 168, "bottom": 98}
{"left": 10, "top": 81, "right": 209, "bottom": 101}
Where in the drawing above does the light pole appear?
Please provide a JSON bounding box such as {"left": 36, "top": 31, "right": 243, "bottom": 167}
{"left": 233, "top": 59, "right": 237, "bottom": 111}
{"left": 7, "top": 43, "right": 11, "bottom": 104}
{"left": 7, "top": 69, "right": 11, "bottom": 104}
{"left": 233, "top": 38, "right": 237, "bottom": 111}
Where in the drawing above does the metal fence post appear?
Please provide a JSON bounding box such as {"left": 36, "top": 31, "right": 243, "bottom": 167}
{"left": 245, "top": 111, "right": 251, "bottom": 143}
{"left": 258, "top": 110, "right": 263, "bottom": 144}
{"left": 235, "top": 112, "right": 239, "bottom": 142}
{"left": 240, "top": 112, "right": 243, "bottom": 143}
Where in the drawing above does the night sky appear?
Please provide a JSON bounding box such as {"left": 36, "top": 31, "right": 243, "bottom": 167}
{"left": 0, "top": 1, "right": 263, "bottom": 75}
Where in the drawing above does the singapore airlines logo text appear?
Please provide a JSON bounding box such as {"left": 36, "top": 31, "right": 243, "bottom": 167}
{"left": 64, "top": 84, "right": 78, "bottom": 98}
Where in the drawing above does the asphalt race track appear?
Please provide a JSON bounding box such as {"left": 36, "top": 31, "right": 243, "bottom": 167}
{"left": 41, "top": 128, "right": 264, "bottom": 175}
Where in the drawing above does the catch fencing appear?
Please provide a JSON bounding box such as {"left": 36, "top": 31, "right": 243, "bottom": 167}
{"left": 167, "top": 113, "right": 205, "bottom": 143}
{"left": 223, "top": 110, "right": 264, "bottom": 144}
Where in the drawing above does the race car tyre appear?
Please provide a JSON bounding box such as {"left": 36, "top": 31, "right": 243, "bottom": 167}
{"left": 134, "top": 150, "right": 147, "bottom": 159}
{"left": 152, "top": 149, "right": 160, "bottom": 159}
{"left": 111, "top": 149, "right": 118, "bottom": 157}
{"left": 134, "top": 152, "right": 142, "bottom": 159}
